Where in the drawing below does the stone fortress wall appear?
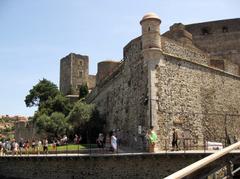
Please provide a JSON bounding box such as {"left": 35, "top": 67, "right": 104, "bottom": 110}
{"left": 185, "top": 19, "right": 240, "bottom": 74}
{"left": 155, "top": 18, "right": 240, "bottom": 146}
{"left": 155, "top": 54, "right": 240, "bottom": 147}
{"left": 15, "top": 120, "right": 39, "bottom": 141}
{"left": 88, "top": 13, "right": 240, "bottom": 150}
{"left": 0, "top": 153, "right": 208, "bottom": 179}
{"left": 59, "top": 13, "right": 240, "bottom": 150}
{"left": 87, "top": 37, "right": 149, "bottom": 149}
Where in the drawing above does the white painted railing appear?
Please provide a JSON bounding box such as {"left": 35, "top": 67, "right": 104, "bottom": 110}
{"left": 164, "top": 141, "right": 240, "bottom": 179}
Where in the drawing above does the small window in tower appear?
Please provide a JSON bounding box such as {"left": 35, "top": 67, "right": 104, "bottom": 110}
{"left": 201, "top": 27, "right": 210, "bottom": 35}
{"left": 148, "top": 27, "right": 151, "bottom": 32}
{"left": 79, "top": 71, "right": 83, "bottom": 78}
{"left": 222, "top": 26, "right": 228, "bottom": 33}
{"left": 78, "top": 61, "right": 83, "bottom": 66}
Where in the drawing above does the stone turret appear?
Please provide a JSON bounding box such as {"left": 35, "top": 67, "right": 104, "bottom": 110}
{"left": 140, "top": 13, "right": 163, "bottom": 130}
{"left": 96, "top": 60, "right": 120, "bottom": 85}
{"left": 140, "top": 12, "right": 162, "bottom": 50}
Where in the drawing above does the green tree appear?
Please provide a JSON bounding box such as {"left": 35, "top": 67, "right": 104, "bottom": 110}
{"left": 68, "top": 101, "right": 93, "bottom": 131}
{"left": 40, "top": 94, "right": 73, "bottom": 116}
{"left": 86, "top": 108, "right": 106, "bottom": 142}
{"left": 79, "top": 83, "right": 89, "bottom": 99}
{"left": 36, "top": 112, "right": 72, "bottom": 138}
{"left": 25, "top": 78, "right": 59, "bottom": 108}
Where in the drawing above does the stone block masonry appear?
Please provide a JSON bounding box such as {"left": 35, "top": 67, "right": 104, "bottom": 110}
{"left": 155, "top": 54, "right": 240, "bottom": 147}
{"left": 0, "top": 153, "right": 210, "bottom": 179}
{"left": 61, "top": 13, "right": 240, "bottom": 152}
{"left": 85, "top": 13, "right": 240, "bottom": 151}
{"left": 60, "top": 53, "right": 96, "bottom": 96}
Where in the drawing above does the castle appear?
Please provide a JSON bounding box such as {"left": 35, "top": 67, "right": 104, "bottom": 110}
{"left": 60, "top": 13, "right": 240, "bottom": 150}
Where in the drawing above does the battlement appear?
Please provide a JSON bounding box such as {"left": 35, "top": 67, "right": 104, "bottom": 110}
{"left": 185, "top": 18, "right": 240, "bottom": 36}
{"left": 185, "top": 18, "right": 240, "bottom": 68}
{"left": 162, "top": 18, "right": 240, "bottom": 75}
{"left": 60, "top": 18, "right": 240, "bottom": 98}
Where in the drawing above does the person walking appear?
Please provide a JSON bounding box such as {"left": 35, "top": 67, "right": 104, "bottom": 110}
{"left": 31, "top": 139, "right": 36, "bottom": 153}
{"left": 43, "top": 138, "right": 48, "bottom": 154}
{"left": 111, "top": 131, "right": 118, "bottom": 153}
{"left": 37, "top": 140, "right": 42, "bottom": 155}
{"left": 96, "top": 133, "right": 104, "bottom": 148}
{"left": 147, "top": 126, "right": 158, "bottom": 152}
{"left": 19, "top": 138, "right": 24, "bottom": 155}
{"left": 172, "top": 128, "right": 179, "bottom": 151}
{"left": 13, "top": 141, "right": 19, "bottom": 156}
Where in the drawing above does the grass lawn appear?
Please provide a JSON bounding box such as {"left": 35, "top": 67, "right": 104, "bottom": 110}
{"left": 48, "top": 144, "right": 97, "bottom": 151}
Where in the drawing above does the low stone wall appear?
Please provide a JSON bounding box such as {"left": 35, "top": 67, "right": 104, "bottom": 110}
{"left": 0, "top": 153, "right": 208, "bottom": 179}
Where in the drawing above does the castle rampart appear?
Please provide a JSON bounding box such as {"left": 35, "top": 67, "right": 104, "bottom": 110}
{"left": 185, "top": 18, "right": 240, "bottom": 68}
{"left": 86, "top": 13, "right": 240, "bottom": 150}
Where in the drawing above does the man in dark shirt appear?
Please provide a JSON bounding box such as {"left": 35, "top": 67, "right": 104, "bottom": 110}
{"left": 172, "top": 128, "right": 179, "bottom": 151}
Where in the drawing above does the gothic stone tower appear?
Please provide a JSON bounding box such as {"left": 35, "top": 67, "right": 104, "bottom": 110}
{"left": 60, "top": 53, "right": 89, "bottom": 95}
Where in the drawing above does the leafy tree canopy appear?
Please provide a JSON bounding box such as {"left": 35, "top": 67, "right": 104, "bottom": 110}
{"left": 39, "top": 94, "right": 73, "bottom": 116}
{"left": 25, "top": 78, "right": 59, "bottom": 108}
{"left": 36, "top": 112, "right": 72, "bottom": 138}
{"left": 67, "top": 101, "right": 93, "bottom": 128}
{"left": 25, "top": 78, "right": 105, "bottom": 142}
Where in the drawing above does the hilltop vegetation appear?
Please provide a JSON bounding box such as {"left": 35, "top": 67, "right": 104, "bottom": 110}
{"left": 0, "top": 116, "right": 22, "bottom": 139}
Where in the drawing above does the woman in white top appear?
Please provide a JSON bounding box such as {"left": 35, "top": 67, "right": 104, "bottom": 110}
{"left": 111, "top": 133, "right": 117, "bottom": 153}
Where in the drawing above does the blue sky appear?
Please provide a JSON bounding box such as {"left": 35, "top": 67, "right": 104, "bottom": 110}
{"left": 0, "top": 0, "right": 239, "bottom": 116}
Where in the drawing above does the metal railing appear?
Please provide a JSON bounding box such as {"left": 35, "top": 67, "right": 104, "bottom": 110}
{"left": 0, "top": 137, "right": 234, "bottom": 157}
{"left": 1, "top": 112, "right": 240, "bottom": 156}
{"left": 164, "top": 141, "right": 240, "bottom": 179}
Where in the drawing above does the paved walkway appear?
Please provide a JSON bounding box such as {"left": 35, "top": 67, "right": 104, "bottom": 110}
{"left": 1, "top": 149, "right": 240, "bottom": 157}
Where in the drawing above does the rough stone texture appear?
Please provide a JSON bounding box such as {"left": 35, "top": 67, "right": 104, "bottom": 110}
{"left": 163, "top": 23, "right": 193, "bottom": 47}
{"left": 56, "top": 16, "right": 240, "bottom": 152}
{"left": 155, "top": 55, "right": 240, "bottom": 147}
{"left": 0, "top": 153, "right": 208, "bottom": 179}
{"left": 161, "top": 37, "right": 209, "bottom": 65}
{"left": 96, "top": 61, "right": 121, "bottom": 85}
{"left": 87, "top": 75, "right": 96, "bottom": 90}
{"left": 185, "top": 18, "right": 240, "bottom": 67}
{"left": 71, "top": 15, "right": 240, "bottom": 151}
{"left": 15, "top": 121, "right": 39, "bottom": 141}
{"left": 60, "top": 53, "right": 96, "bottom": 95}
{"left": 163, "top": 19, "right": 240, "bottom": 75}
{"left": 87, "top": 37, "right": 149, "bottom": 149}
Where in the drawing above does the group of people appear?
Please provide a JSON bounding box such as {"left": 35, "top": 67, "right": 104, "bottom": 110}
{"left": 0, "top": 138, "right": 49, "bottom": 156}
{"left": 96, "top": 130, "right": 119, "bottom": 153}
{"left": 95, "top": 127, "right": 179, "bottom": 153}
{"left": 146, "top": 126, "right": 179, "bottom": 152}
{"left": 0, "top": 128, "right": 179, "bottom": 155}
